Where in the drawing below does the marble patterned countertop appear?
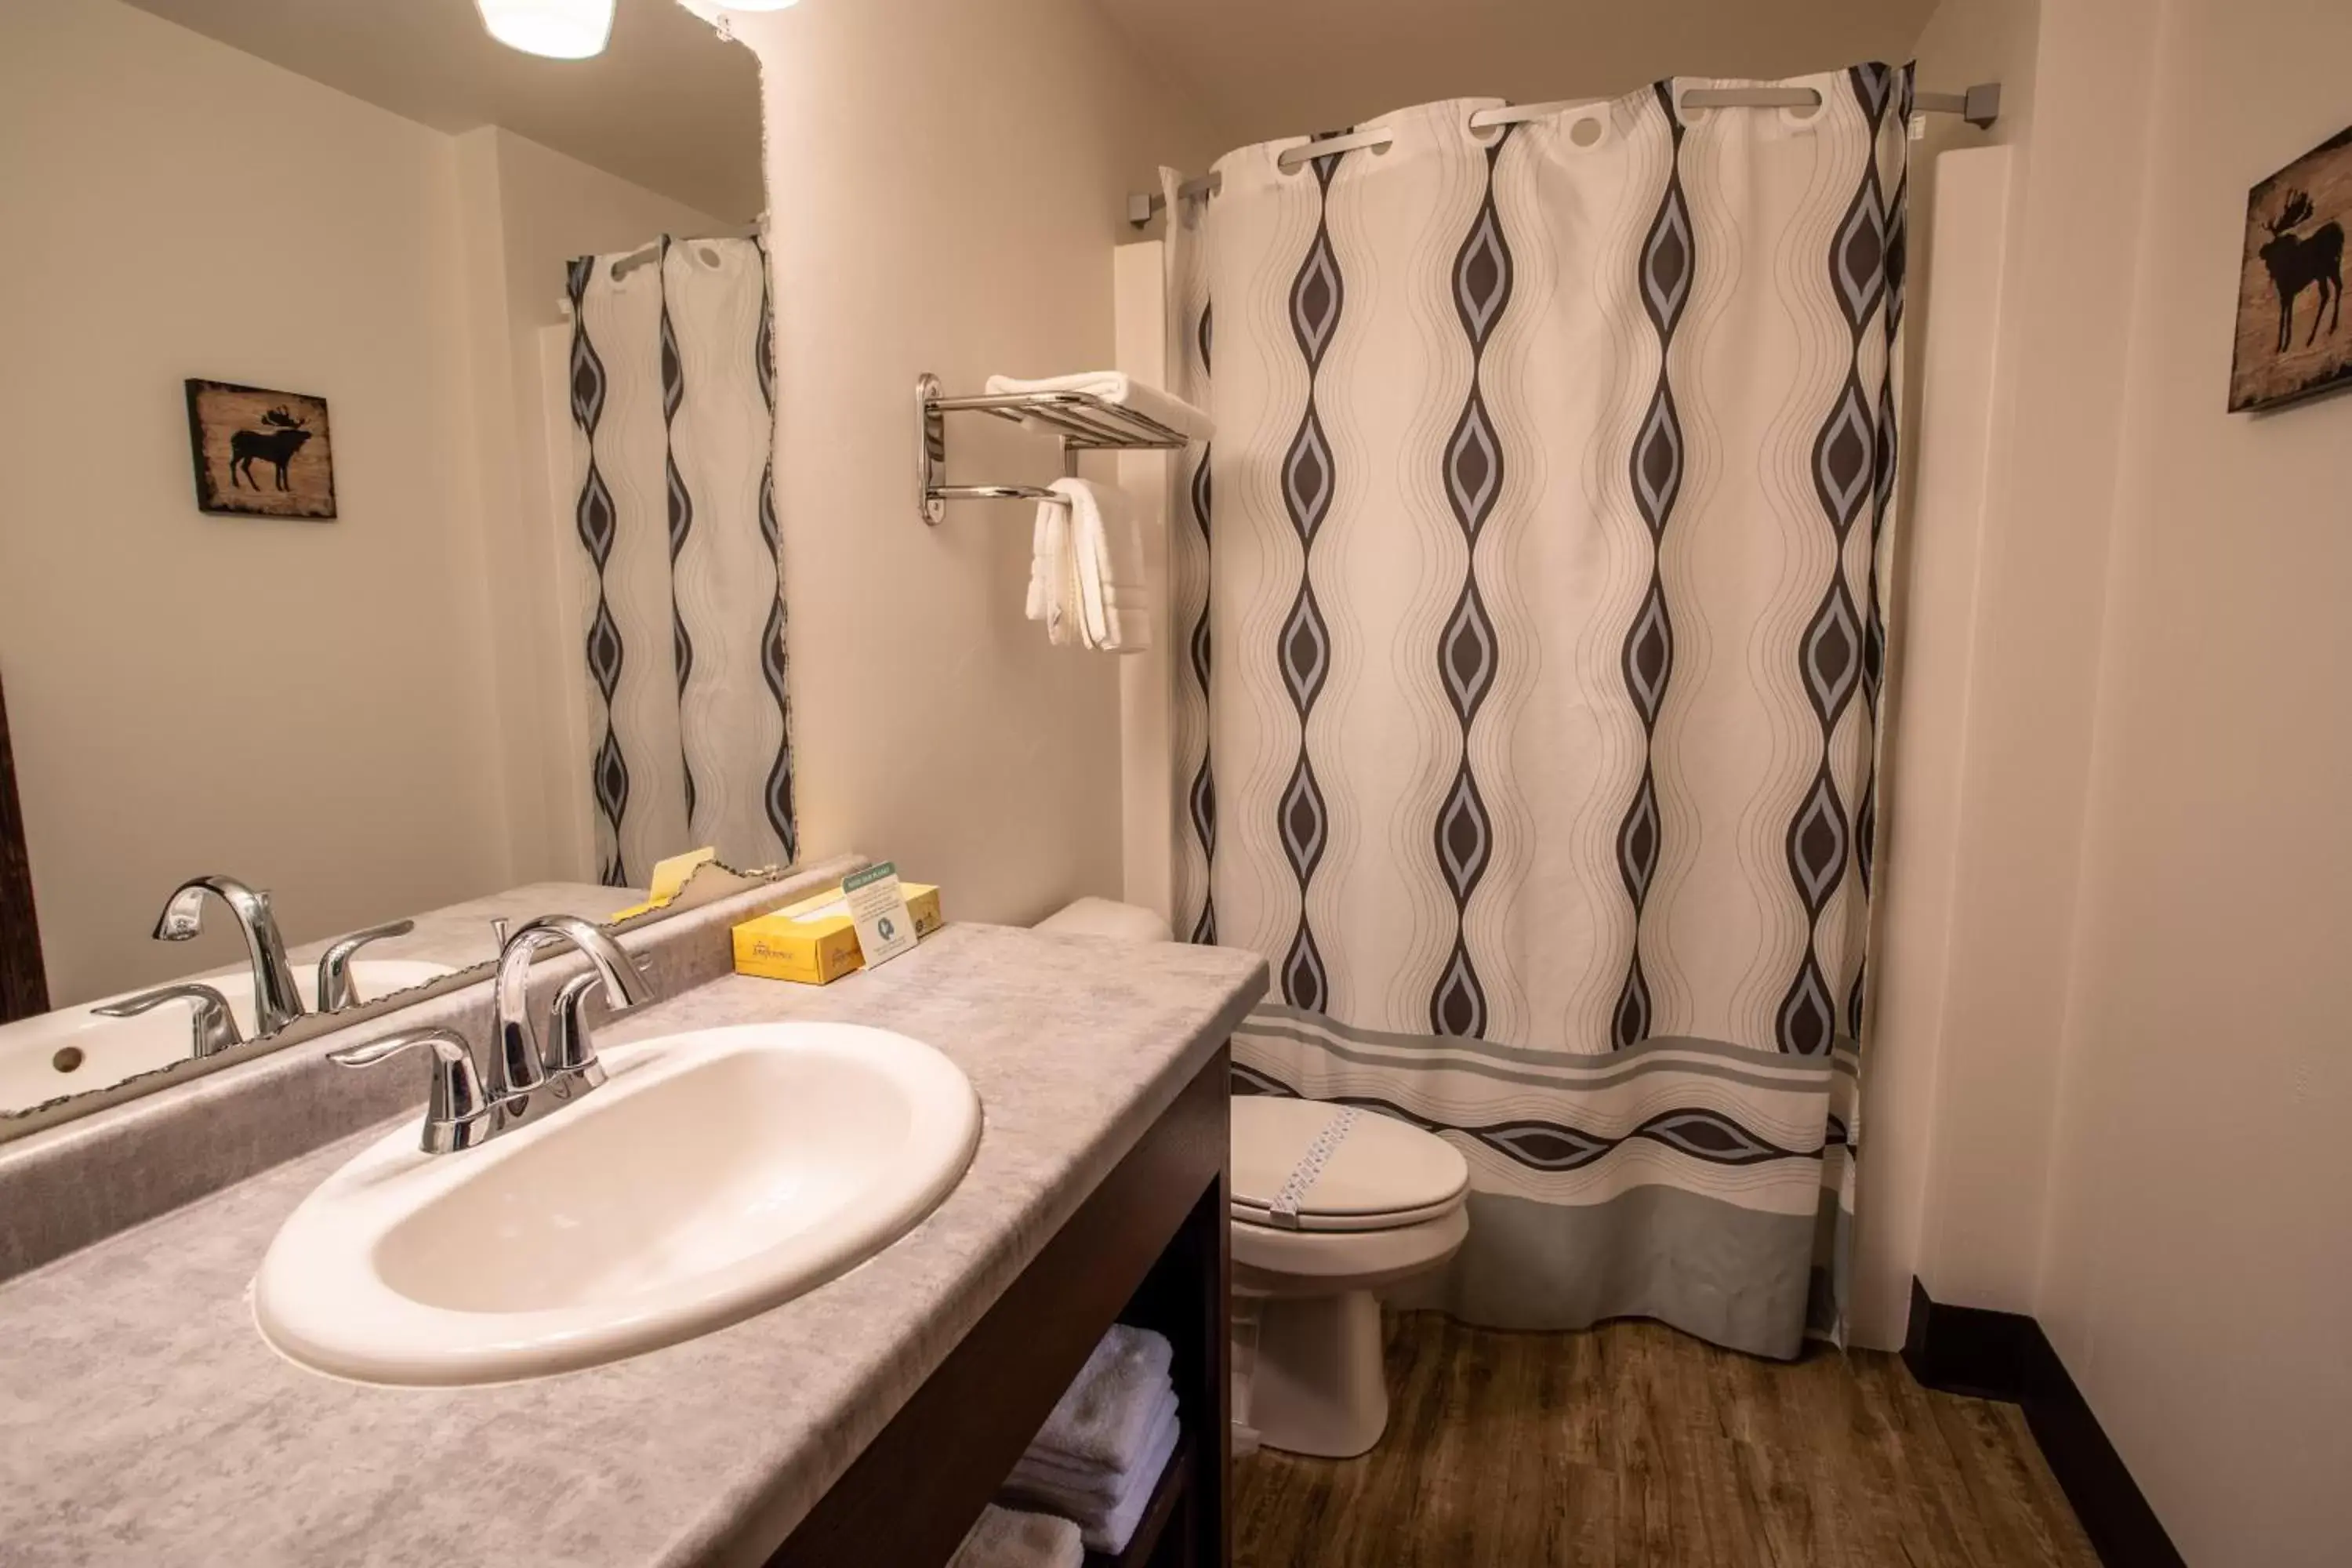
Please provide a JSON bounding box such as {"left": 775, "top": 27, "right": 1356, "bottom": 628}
{"left": 0, "top": 922, "right": 1265, "bottom": 1568}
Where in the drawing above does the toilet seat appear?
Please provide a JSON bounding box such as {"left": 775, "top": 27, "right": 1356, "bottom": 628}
{"left": 1231, "top": 1204, "right": 1470, "bottom": 1294}
{"left": 1229, "top": 1096, "right": 1468, "bottom": 1232}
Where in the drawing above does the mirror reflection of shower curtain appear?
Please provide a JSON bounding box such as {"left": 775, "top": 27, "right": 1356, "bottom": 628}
{"left": 1165, "top": 67, "right": 1909, "bottom": 1356}
{"left": 562, "top": 238, "right": 795, "bottom": 887}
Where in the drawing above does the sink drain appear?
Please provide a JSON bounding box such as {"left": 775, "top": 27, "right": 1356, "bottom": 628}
{"left": 52, "top": 1046, "right": 85, "bottom": 1073}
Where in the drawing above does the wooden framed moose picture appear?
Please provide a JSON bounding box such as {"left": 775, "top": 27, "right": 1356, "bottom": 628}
{"left": 183, "top": 379, "right": 336, "bottom": 518}
{"left": 2230, "top": 126, "right": 2351, "bottom": 412}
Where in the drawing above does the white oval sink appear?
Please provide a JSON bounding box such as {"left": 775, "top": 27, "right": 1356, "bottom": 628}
{"left": 252, "top": 1022, "right": 981, "bottom": 1385}
{"left": 0, "top": 960, "right": 456, "bottom": 1115}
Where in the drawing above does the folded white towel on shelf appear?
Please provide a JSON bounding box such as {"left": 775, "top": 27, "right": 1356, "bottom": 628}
{"left": 1004, "top": 1396, "right": 1181, "bottom": 1556}
{"left": 1007, "top": 1382, "right": 1177, "bottom": 1504}
{"left": 984, "top": 371, "right": 1214, "bottom": 442}
{"left": 1029, "top": 1323, "right": 1176, "bottom": 1470}
{"left": 1025, "top": 479, "right": 1150, "bottom": 654}
{"left": 949, "top": 1504, "right": 1085, "bottom": 1568}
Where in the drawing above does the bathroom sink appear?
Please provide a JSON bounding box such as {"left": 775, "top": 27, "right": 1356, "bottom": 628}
{"left": 252, "top": 1021, "right": 982, "bottom": 1385}
{"left": 0, "top": 960, "right": 456, "bottom": 1115}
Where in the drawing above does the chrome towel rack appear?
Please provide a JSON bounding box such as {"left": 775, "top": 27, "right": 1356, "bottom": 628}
{"left": 916, "top": 372, "right": 1187, "bottom": 526}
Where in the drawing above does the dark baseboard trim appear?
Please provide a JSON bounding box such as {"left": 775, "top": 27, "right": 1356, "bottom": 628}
{"left": 1903, "top": 1279, "right": 2187, "bottom": 1568}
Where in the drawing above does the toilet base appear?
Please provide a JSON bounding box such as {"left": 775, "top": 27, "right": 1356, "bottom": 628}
{"left": 1251, "top": 1288, "right": 1388, "bottom": 1458}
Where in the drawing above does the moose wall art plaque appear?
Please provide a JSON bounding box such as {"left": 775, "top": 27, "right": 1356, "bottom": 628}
{"left": 183, "top": 379, "right": 336, "bottom": 519}
{"left": 2230, "top": 126, "right": 2351, "bottom": 412}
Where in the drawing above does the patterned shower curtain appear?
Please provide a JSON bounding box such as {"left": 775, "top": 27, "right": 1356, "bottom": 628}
{"left": 564, "top": 237, "right": 796, "bottom": 886}
{"left": 1167, "top": 66, "right": 1908, "bottom": 1356}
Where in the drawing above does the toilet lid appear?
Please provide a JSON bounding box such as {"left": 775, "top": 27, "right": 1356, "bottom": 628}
{"left": 1230, "top": 1096, "right": 1468, "bottom": 1233}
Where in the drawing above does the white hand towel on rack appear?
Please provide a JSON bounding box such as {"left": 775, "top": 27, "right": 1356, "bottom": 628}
{"left": 1069, "top": 478, "right": 1150, "bottom": 653}
{"left": 984, "top": 372, "right": 1213, "bottom": 442}
{"left": 1025, "top": 485, "right": 1077, "bottom": 646}
{"left": 1029, "top": 480, "right": 1149, "bottom": 654}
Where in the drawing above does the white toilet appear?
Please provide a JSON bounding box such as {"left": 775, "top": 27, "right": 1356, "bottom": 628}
{"left": 1034, "top": 898, "right": 1472, "bottom": 1460}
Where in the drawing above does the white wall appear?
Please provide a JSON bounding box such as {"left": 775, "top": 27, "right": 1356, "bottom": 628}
{"left": 451, "top": 127, "right": 733, "bottom": 885}
{"left": 0, "top": 0, "right": 514, "bottom": 1001}
{"left": 1866, "top": 0, "right": 2351, "bottom": 1556}
{"left": 0, "top": 1, "right": 751, "bottom": 1002}
{"left": 1113, "top": 241, "right": 1174, "bottom": 924}
{"left": 729, "top": 0, "right": 1220, "bottom": 924}
{"left": 2034, "top": 0, "right": 2352, "bottom": 1558}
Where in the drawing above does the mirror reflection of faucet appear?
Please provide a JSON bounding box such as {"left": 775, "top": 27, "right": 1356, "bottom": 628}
{"left": 149, "top": 875, "right": 303, "bottom": 1036}
{"left": 86, "top": 876, "right": 428, "bottom": 1064}
{"left": 330, "top": 914, "right": 652, "bottom": 1154}
{"left": 91, "top": 982, "right": 243, "bottom": 1058}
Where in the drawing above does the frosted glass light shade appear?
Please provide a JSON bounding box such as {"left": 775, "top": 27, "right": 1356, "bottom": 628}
{"left": 474, "top": 0, "right": 615, "bottom": 60}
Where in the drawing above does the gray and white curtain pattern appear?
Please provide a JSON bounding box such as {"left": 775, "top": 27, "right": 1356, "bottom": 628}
{"left": 1166, "top": 65, "right": 1908, "bottom": 1356}
{"left": 564, "top": 237, "right": 796, "bottom": 886}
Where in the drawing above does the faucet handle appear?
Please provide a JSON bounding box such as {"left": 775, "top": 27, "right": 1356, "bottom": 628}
{"left": 314, "top": 919, "right": 417, "bottom": 1011}
{"left": 94, "top": 983, "right": 243, "bottom": 1060}
{"left": 329, "top": 1029, "right": 497, "bottom": 1154}
{"left": 545, "top": 971, "right": 613, "bottom": 1094}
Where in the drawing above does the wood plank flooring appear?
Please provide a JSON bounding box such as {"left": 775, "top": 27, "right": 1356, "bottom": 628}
{"left": 1233, "top": 1312, "right": 2100, "bottom": 1568}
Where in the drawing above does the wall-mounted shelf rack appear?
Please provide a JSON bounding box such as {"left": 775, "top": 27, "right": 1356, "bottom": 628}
{"left": 916, "top": 371, "right": 1187, "bottom": 526}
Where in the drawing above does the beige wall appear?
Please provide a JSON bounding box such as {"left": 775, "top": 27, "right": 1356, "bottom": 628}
{"left": 2034, "top": 0, "right": 2352, "bottom": 1557}
{"left": 450, "top": 126, "right": 734, "bottom": 886}
{"left": 1869, "top": 0, "right": 2350, "bottom": 1555}
{"left": 728, "top": 0, "right": 1219, "bottom": 924}
{"left": 0, "top": 2, "right": 751, "bottom": 1003}
{"left": 0, "top": 0, "right": 514, "bottom": 1001}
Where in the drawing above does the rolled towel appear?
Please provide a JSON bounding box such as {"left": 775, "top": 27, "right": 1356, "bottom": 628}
{"left": 1007, "top": 1382, "right": 1175, "bottom": 1504}
{"left": 949, "top": 1505, "right": 1084, "bottom": 1568}
{"left": 1027, "top": 1324, "right": 1174, "bottom": 1472}
{"left": 984, "top": 371, "right": 1214, "bottom": 443}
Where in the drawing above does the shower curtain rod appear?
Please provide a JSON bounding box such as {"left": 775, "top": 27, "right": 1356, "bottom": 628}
{"left": 1125, "top": 80, "right": 2000, "bottom": 227}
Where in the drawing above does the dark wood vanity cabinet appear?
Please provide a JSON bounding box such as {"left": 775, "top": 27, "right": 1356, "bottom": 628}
{"left": 0, "top": 671, "right": 47, "bottom": 1024}
{"left": 769, "top": 1047, "right": 1233, "bottom": 1568}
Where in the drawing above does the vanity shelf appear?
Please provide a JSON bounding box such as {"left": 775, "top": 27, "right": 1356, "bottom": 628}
{"left": 768, "top": 1047, "right": 1232, "bottom": 1568}
{"left": 916, "top": 372, "right": 1189, "bottom": 526}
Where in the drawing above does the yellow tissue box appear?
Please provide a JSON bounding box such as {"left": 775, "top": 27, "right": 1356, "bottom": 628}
{"left": 731, "top": 881, "right": 943, "bottom": 985}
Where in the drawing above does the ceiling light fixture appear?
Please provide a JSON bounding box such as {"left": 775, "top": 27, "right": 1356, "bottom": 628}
{"left": 474, "top": 0, "right": 617, "bottom": 60}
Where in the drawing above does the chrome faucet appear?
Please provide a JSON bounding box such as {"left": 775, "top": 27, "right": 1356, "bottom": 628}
{"left": 328, "top": 1029, "right": 495, "bottom": 1152}
{"left": 149, "top": 876, "right": 303, "bottom": 1036}
{"left": 314, "top": 918, "right": 416, "bottom": 1011}
{"left": 331, "top": 913, "right": 650, "bottom": 1154}
{"left": 488, "top": 915, "right": 648, "bottom": 1125}
{"left": 93, "top": 982, "right": 243, "bottom": 1059}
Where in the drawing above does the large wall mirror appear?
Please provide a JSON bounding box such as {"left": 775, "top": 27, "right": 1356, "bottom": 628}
{"left": 0, "top": 0, "right": 791, "bottom": 1136}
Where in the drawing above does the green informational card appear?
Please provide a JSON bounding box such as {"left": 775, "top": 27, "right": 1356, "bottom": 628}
{"left": 843, "top": 862, "right": 917, "bottom": 969}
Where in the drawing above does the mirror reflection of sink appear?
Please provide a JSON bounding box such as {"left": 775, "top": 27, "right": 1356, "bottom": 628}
{"left": 252, "top": 1021, "right": 981, "bottom": 1386}
{"left": 0, "top": 960, "right": 456, "bottom": 1115}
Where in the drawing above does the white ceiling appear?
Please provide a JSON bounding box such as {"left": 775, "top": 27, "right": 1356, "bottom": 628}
{"left": 118, "top": 0, "right": 764, "bottom": 219}
{"left": 1089, "top": 0, "right": 1942, "bottom": 154}
{"left": 114, "top": 1, "right": 1944, "bottom": 217}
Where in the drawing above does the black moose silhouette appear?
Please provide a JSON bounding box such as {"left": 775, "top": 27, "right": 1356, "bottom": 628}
{"left": 2259, "top": 189, "right": 2344, "bottom": 354}
{"left": 230, "top": 405, "right": 314, "bottom": 492}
